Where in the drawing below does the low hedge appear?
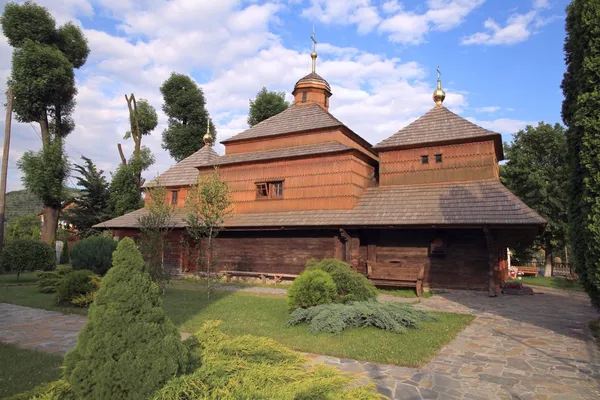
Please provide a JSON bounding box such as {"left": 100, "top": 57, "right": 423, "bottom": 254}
{"left": 55, "top": 270, "right": 100, "bottom": 307}
{"left": 36, "top": 265, "right": 73, "bottom": 293}
{"left": 0, "top": 238, "right": 55, "bottom": 277}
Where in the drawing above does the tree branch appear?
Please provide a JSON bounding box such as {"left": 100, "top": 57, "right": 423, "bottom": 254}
{"left": 117, "top": 143, "right": 127, "bottom": 166}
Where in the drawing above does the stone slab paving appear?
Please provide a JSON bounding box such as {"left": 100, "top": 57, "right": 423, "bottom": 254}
{"left": 2, "top": 286, "right": 600, "bottom": 399}
{"left": 0, "top": 303, "right": 86, "bottom": 355}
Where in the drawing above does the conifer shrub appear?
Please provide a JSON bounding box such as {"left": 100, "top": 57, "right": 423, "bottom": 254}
{"left": 55, "top": 270, "right": 98, "bottom": 306}
{"left": 286, "top": 269, "right": 337, "bottom": 311}
{"left": 36, "top": 264, "right": 73, "bottom": 293}
{"left": 307, "top": 258, "right": 377, "bottom": 303}
{"left": 153, "top": 320, "right": 379, "bottom": 399}
{"left": 70, "top": 236, "right": 117, "bottom": 275}
{"left": 63, "top": 237, "right": 188, "bottom": 400}
{"left": 59, "top": 241, "right": 70, "bottom": 264}
{"left": 287, "top": 301, "right": 438, "bottom": 334}
{"left": 0, "top": 238, "right": 55, "bottom": 277}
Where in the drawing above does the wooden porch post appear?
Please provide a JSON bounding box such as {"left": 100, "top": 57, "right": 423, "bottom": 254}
{"left": 339, "top": 228, "right": 352, "bottom": 264}
{"left": 484, "top": 227, "right": 500, "bottom": 297}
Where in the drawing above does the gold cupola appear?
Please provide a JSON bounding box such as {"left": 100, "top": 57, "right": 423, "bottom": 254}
{"left": 433, "top": 66, "right": 446, "bottom": 107}
{"left": 292, "top": 27, "right": 332, "bottom": 110}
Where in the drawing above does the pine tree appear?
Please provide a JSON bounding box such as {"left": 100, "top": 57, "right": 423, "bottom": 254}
{"left": 64, "top": 156, "right": 110, "bottom": 236}
{"left": 64, "top": 238, "right": 188, "bottom": 399}
{"left": 561, "top": 0, "right": 600, "bottom": 307}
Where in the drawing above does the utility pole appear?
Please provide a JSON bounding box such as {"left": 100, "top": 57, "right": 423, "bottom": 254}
{"left": 0, "top": 87, "right": 13, "bottom": 248}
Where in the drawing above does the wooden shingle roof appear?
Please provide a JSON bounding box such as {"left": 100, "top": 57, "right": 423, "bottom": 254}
{"left": 220, "top": 103, "right": 343, "bottom": 144}
{"left": 374, "top": 106, "right": 501, "bottom": 150}
{"left": 143, "top": 146, "right": 220, "bottom": 188}
{"left": 95, "top": 179, "right": 545, "bottom": 229}
{"left": 205, "top": 142, "right": 353, "bottom": 167}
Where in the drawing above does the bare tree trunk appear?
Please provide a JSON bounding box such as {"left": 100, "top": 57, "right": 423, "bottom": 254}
{"left": 41, "top": 206, "right": 60, "bottom": 245}
{"left": 117, "top": 143, "right": 127, "bottom": 166}
{"left": 0, "top": 87, "right": 13, "bottom": 249}
{"left": 39, "top": 110, "right": 50, "bottom": 145}
{"left": 544, "top": 239, "right": 553, "bottom": 277}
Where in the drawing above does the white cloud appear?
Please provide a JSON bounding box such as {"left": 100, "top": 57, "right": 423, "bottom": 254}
{"left": 461, "top": 0, "right": 556, "bottom": 46}
{"left": 381, "top": 0, "right": 401, "bottom": 14}
{"left": 475, "top": 106, "right": 501, "bottom": 113}
{"left": 379, "top": 0, "right": 484, "bottom": 45}
{"left": 302, "top": 0, "right": 381, "bottom": 34}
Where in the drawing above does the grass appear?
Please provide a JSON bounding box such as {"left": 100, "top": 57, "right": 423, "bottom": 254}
{"left": 0, "top": 343, "right": 63, "bottom": 399}
{"left": 162, "top": 289, "right": 473, "bottom": 367}
{"left": 377, "top": 287, "right": 433, "bottom": 298}
{"left": 509, "top": 276, "right": 583, "bottom": 291}
{"left": 0, "top": 272, "right": 39, "bottom": 286}
{"left": 0, "top": 285, "right": 87, "bottom": 315}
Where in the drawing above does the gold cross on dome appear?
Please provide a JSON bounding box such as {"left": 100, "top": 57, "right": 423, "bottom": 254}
{"left": 437, "top": 66, "right": 441, "bottom": 80}
{"left": 310, "top": 26, "right": 317, "bottom": 52}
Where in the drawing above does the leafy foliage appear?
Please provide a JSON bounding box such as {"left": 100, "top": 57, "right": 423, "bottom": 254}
{"left": 287, "top": 269, "right": 337, "bottom": 311}
{"left": 36, "top": 265, "right": 73, "bottom": 293}
{"left": 185, "top": 168, "right": 232, "bottom": 299}
{"left": 0, "top": 238, "right": 55, "bottom": 278}
{"left": 307, "top": 258, "right": 377, "bottom": 303}
{"left": 153, "top": 320, "right": 379, "bottom": 400}
{"left": 70, "top": 236, "right": 117, "bottom": 275}
{"left": 561, "top": 0, "right": 600, "bottom": 307}
{"left": 17, "top": 141, "right": 69, "bottom": 209}
{"left": 6, "top": 214, "right": 41, "bottom": 240}
{"left": 138, "top": 184, "right": 175, "bottom": 291}
{"left": 64, "top": 157, "right": 111, "bottom": 236}
{"left": 501, "top": 123, "right": 568, "bottom": 271}
{"left": 2, "top": 1, "right": 88, "bottom": 244}
{"left": 63, "top": 238, "right": 189, "bottom": 400}
{"left": 248, "top": 87, "right": 289, "bottom": 127}
{"left": 109, "top": 163, "right": 143, "bottom": 217}
{"left": 55, "top": 269, "right": 98, "bottom": 307}
{"left": 288, "top": 301, "right": 437, "bottom": 334}
{"left": 160, "top": 72, "right": 216, "bottom": 161}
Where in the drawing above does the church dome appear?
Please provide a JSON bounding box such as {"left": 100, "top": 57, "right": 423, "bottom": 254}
{"left": 293, "top": 72, "right": 332, "bottom": 95}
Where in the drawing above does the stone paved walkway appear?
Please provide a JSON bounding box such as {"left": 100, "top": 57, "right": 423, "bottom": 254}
{"left": 2, "top": 286, "right": 600, "bottom": 399}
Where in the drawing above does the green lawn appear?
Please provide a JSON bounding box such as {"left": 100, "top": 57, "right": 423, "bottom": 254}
{"left": 0, "top": 285, "right": 87, "bottom": 315}
{"left": 0, "top": 343, "right": 62, "bottom": 399}
{"left": 162, "top": 288, "right": 473, "bottom": 367}
{"left": 0, "top": 273, "right": 39, "bottom": 286}
{"left": 0, "top": 281, "right": 473, "bottom": 367}
{"left": 509, "top": 276, "right": 583, "bottom": 291}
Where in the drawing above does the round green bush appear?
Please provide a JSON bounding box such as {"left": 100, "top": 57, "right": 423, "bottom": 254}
{"left": 306, "top": 258, "right": 377, "bottom": 303}
{"left": 37, "top": 264, "right": 73, "bottom": 293}
{"left": 64, "top": 237, "right": 188, "bottom": 400}
{"left": 70, "top": 236, "right": 117, "bottom": 275}
{"left": 0, "top": 237, "right": 55, "bottom": 277}
{"left": 287, "top": 269, "right": 337, "bottom": 311}
{"left": 55, "top": 270, "right": 95, "bottom": 305}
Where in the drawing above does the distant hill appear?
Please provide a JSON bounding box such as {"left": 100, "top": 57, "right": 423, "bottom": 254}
{"left": 4, "top": 188, "right": 80, "bottom": 223}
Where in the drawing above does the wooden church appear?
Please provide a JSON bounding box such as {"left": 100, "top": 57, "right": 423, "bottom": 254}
{"left": 96, "top": 45, "right": 545, "bottom": 295}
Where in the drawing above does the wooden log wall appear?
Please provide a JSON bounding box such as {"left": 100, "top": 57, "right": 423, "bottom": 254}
{"left": 214, "top": 153, "right": 375, "bottom": 213}
{"left": 224, "top": 128, "right": 376, "bottom": 161}
{"left": 379, "top": 140, "right": 498, "bottom": 186}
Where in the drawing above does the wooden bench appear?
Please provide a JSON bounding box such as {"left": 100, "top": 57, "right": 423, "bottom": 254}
{"left": 366, "top": 260, "right": 425, "bottom": 297}
{"left": 515, "top": 266, "right": 539, "bottom": 277}
{"left": 222, "top": 271, "right": 298, "bottom": 284}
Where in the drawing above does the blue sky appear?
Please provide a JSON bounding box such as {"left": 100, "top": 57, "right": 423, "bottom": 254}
{"left": 0, "top": 0, "right": 569, "bottom": 191}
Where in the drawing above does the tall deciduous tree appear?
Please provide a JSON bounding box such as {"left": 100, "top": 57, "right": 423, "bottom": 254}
{"left": 501, "top": 123, "right": 568, "bottom": 276}
{"left": 247, "top": 87, "right": 289, "bottom": 127}
{"left": 160, "top": 73, "right": 215, "bottom": 162}
{"left": 561, "top": 0, "right": 600, "bottom": 307}
{"left": 185, "top": 168, "right": 231, "bottom": 300}
{"left": 64, "top": 157, "right": 111, "bottom": 237}
{"left": 1, "top": 1, "right": 89, "bottom": 244}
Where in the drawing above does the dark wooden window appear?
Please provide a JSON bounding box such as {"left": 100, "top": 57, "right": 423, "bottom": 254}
{"left": 302, "top": 92, "right": 307, "bottom": 103}
{"left": 429, "top": 238, "right": 446, "bottom": 257}
{"left": 324, "top": 95, "right": 328, "bottom": 108}
{"left": 171, "top": 190, "right": 179, "bottom": 205}
{"left": 256, "top": 181, "right": 284, "bottom": 199}
{"left": 421, "top": 155, "right": 429, "bottom": 164}
{"left": 256, "top": 182, "right": 269, "bottom": 198}
{"left": 435, "top": 153, "right": 443, "bottom": 163}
